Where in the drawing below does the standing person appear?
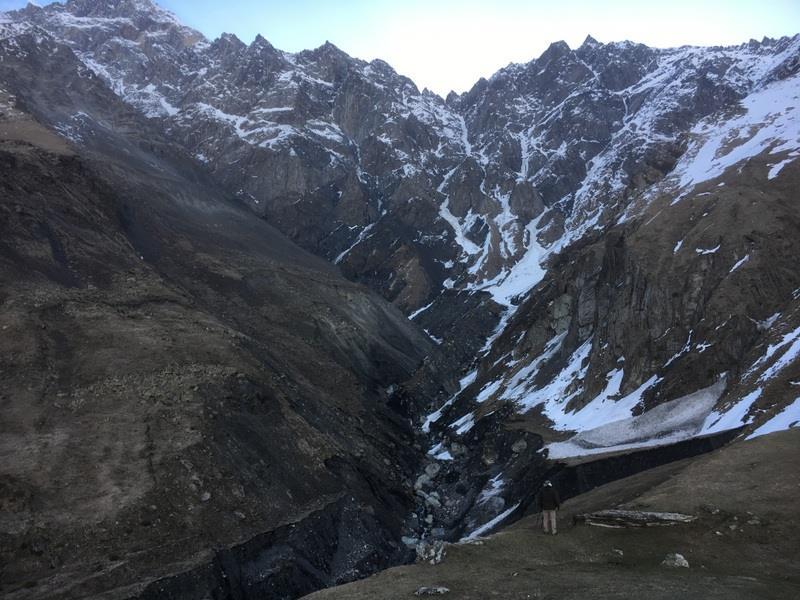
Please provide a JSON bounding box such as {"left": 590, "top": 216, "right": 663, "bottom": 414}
{"left": 538, "top": 480, "right": 561, "bottom": 535}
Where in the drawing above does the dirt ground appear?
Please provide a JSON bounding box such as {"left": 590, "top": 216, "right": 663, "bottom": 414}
{"left": 306, "top": 429, "right": 800, "bottom": 600}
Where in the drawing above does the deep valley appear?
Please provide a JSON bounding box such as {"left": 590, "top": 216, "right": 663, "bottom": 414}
{"left": 0, "top": 1, "right": 799, "bottom": 598}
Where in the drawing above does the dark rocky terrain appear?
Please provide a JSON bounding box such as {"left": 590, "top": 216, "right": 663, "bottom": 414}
{"left": 1, "top": 1, "right": 799, "bottom": 598}
{"left": 0, "top": 19, "right": 432, "bottom": 599}
{"left": 307, "top": 429, "right": 800, "bottom": 600}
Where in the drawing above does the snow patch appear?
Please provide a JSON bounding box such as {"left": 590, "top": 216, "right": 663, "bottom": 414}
{"left": 451, "top": 411, "right": 475, "bottom": 435}
{"left": 408, "top": 299, "right": 435, "bottom": 320}
{"left": 477, "top": 215, "right": 548, "bottom": 307}
{"left": 767, "top": 153, "right": 798, "bottom": 179}
{"left": 476, "top": 474, "right": 505, "bottom": 505}
{"left": 672, "top": 77, "right": 800, "bottom": 199}
{"left": 461, "top": 502, "right": 521, "bottom": 541}
{"left": 664, "top": 330, "right": 693, "bottom": 368}
{"left": 421, "top": 369, "right": 478, "bottom": 433}
{"left": 746, "top": 325, "right": 800, "bottom": 380}
{"left": 729, "top": 254, "right": 750, "bottom": 273}
{"left": 512, "top": 338, "right": 593, "bottom": 423}
{"left": 334, "top": 223, "right": 375, "bottom": 264}
{"left": 747, "top": 397, "right": 800, "bottom": 439}
{"left": 548, "top": 379, "right": 726, "bottom": 458}
{"left": 757, "top": 327, "right": 800, "bottom": 383}
{"left": 701, "top": 387, "right": 761, "bottom": 434}
{"left": 695, "top": 244, "right": 720, "bottom": 255}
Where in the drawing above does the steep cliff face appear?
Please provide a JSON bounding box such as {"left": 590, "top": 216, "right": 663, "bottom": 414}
{"left": 12, "top": 1, "right": 799, "bottom": 321}
{"left": 0, "top": 23, "right": 432, "bottom": 599}
{"left": 417, "top": 147, "right": 800, "bottom": 536}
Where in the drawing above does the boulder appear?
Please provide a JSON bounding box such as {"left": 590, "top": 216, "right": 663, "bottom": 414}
{"left": 415, "top": 473, "right": 432, "bottom": 490}
{"left": 661, "top": 553, "right": 690, "bottom": 568}
{"left": 425, "top": 462, "right": 442, "bottom": 478}
{"left": 575, "top": 509, "right": 697, "bottom": 528}
{"left": 415, "top": 587, "right": 450, "bottom": 596}
{"left": 416, "top": 540, "right": 447, "bottom": 565}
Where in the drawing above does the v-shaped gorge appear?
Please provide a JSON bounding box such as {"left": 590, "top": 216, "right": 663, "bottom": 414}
{"left": 1, "top": 1, "right": 799, "bottom": 599}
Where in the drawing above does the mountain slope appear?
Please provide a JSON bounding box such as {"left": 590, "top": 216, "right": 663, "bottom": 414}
{"left": 13, "top": 1, "right": 798, "bottom": 319}
{"left": 413, "top": 76, "right": 800, "bottom": 539}
{"left": 0, "top": 21, "right": 432, "bottom": 599}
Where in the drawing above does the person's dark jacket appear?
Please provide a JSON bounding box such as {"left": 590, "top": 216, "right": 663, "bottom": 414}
{"left": 538, "top": 486, "right": 561, "bottom": 511}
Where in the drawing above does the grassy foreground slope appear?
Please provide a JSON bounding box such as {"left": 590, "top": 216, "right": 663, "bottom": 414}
{"left": 306, "top": 429, "right": 800, "bottom": 600}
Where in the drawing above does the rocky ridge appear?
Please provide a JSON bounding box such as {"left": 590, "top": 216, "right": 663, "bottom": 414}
{"left": 0, "top": 15, "right": 434, "bottom": 599}
{"left": 10, "top": 1, "right": 798, "bottom": 311}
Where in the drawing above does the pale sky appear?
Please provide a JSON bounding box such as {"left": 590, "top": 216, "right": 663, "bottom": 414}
{"left": 3, "top": 0, "right": 799, "bottom": 95}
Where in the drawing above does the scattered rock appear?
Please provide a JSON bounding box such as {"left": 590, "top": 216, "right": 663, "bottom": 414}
{"left": 414, "top": 587, "right": 449, "bottom": 596}
{"left": 511, "top": 439, "right": 527, "bottom": 454}
{"left": 425, "top": 463, "right": 442, "bottom": 478}
{"left": 661, "top": 553, "right": 690, "bottom": 568}
{"left": 460, "top": 538, "right": 484, "bottom": 546}
{"left": 414, "top": 474, "right": 432, "bottom": 490}
{"left": 416, "top": 540, "right": 447, "bottom": 565}
{"left": 200, "top": 492, "right": 211, "bottom": 502}
{"left": 418, "top": 490, "right": 442, "bottom": 509}
{"left": 483, "top": 496, "right": 505, "bottom": 514}
{"left": 449, "top": 443, "right": 466, "bottom": 457}
{"left": 575, "top": 509, "right": 697, "bottom": 528}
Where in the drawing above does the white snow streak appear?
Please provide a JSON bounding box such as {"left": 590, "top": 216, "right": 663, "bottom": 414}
{"left": 462, "top": 502, "right": 521, "bottom": 541}
{"left": 729, "top": 254, "right": 750, "bottom": 273}
{"left": 747, "top": 397, "right": 800, "bottom": 439}
{"left": 672, "top": 77, "right": 800, "bottom": 200}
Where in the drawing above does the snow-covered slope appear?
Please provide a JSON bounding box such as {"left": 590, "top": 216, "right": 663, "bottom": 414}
{"left": 10, "top": 1, "right": 799, "bottom": 317}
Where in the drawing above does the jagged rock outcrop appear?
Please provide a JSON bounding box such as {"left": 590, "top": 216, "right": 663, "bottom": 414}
{"left": 11, "top": 1, "right": 798, "bottom": 322}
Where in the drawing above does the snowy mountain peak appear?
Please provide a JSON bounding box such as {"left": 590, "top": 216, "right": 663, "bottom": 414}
{"left": 213, "top": 31, "right": 245, "bottom": 49}
{"left": 580, "top": 34, "right": 600, "bottom": 48}
{"left": 18, "top": 0, "right": 206, "bottom": 46}
{"left": 540, "top": 39, "right": 572, "bottom": 59}
{"left": 250, "top": 33, "right": 275, "bottom": 49}
{"left": 60, "top": 0, "right": 175, "bottom": 21}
